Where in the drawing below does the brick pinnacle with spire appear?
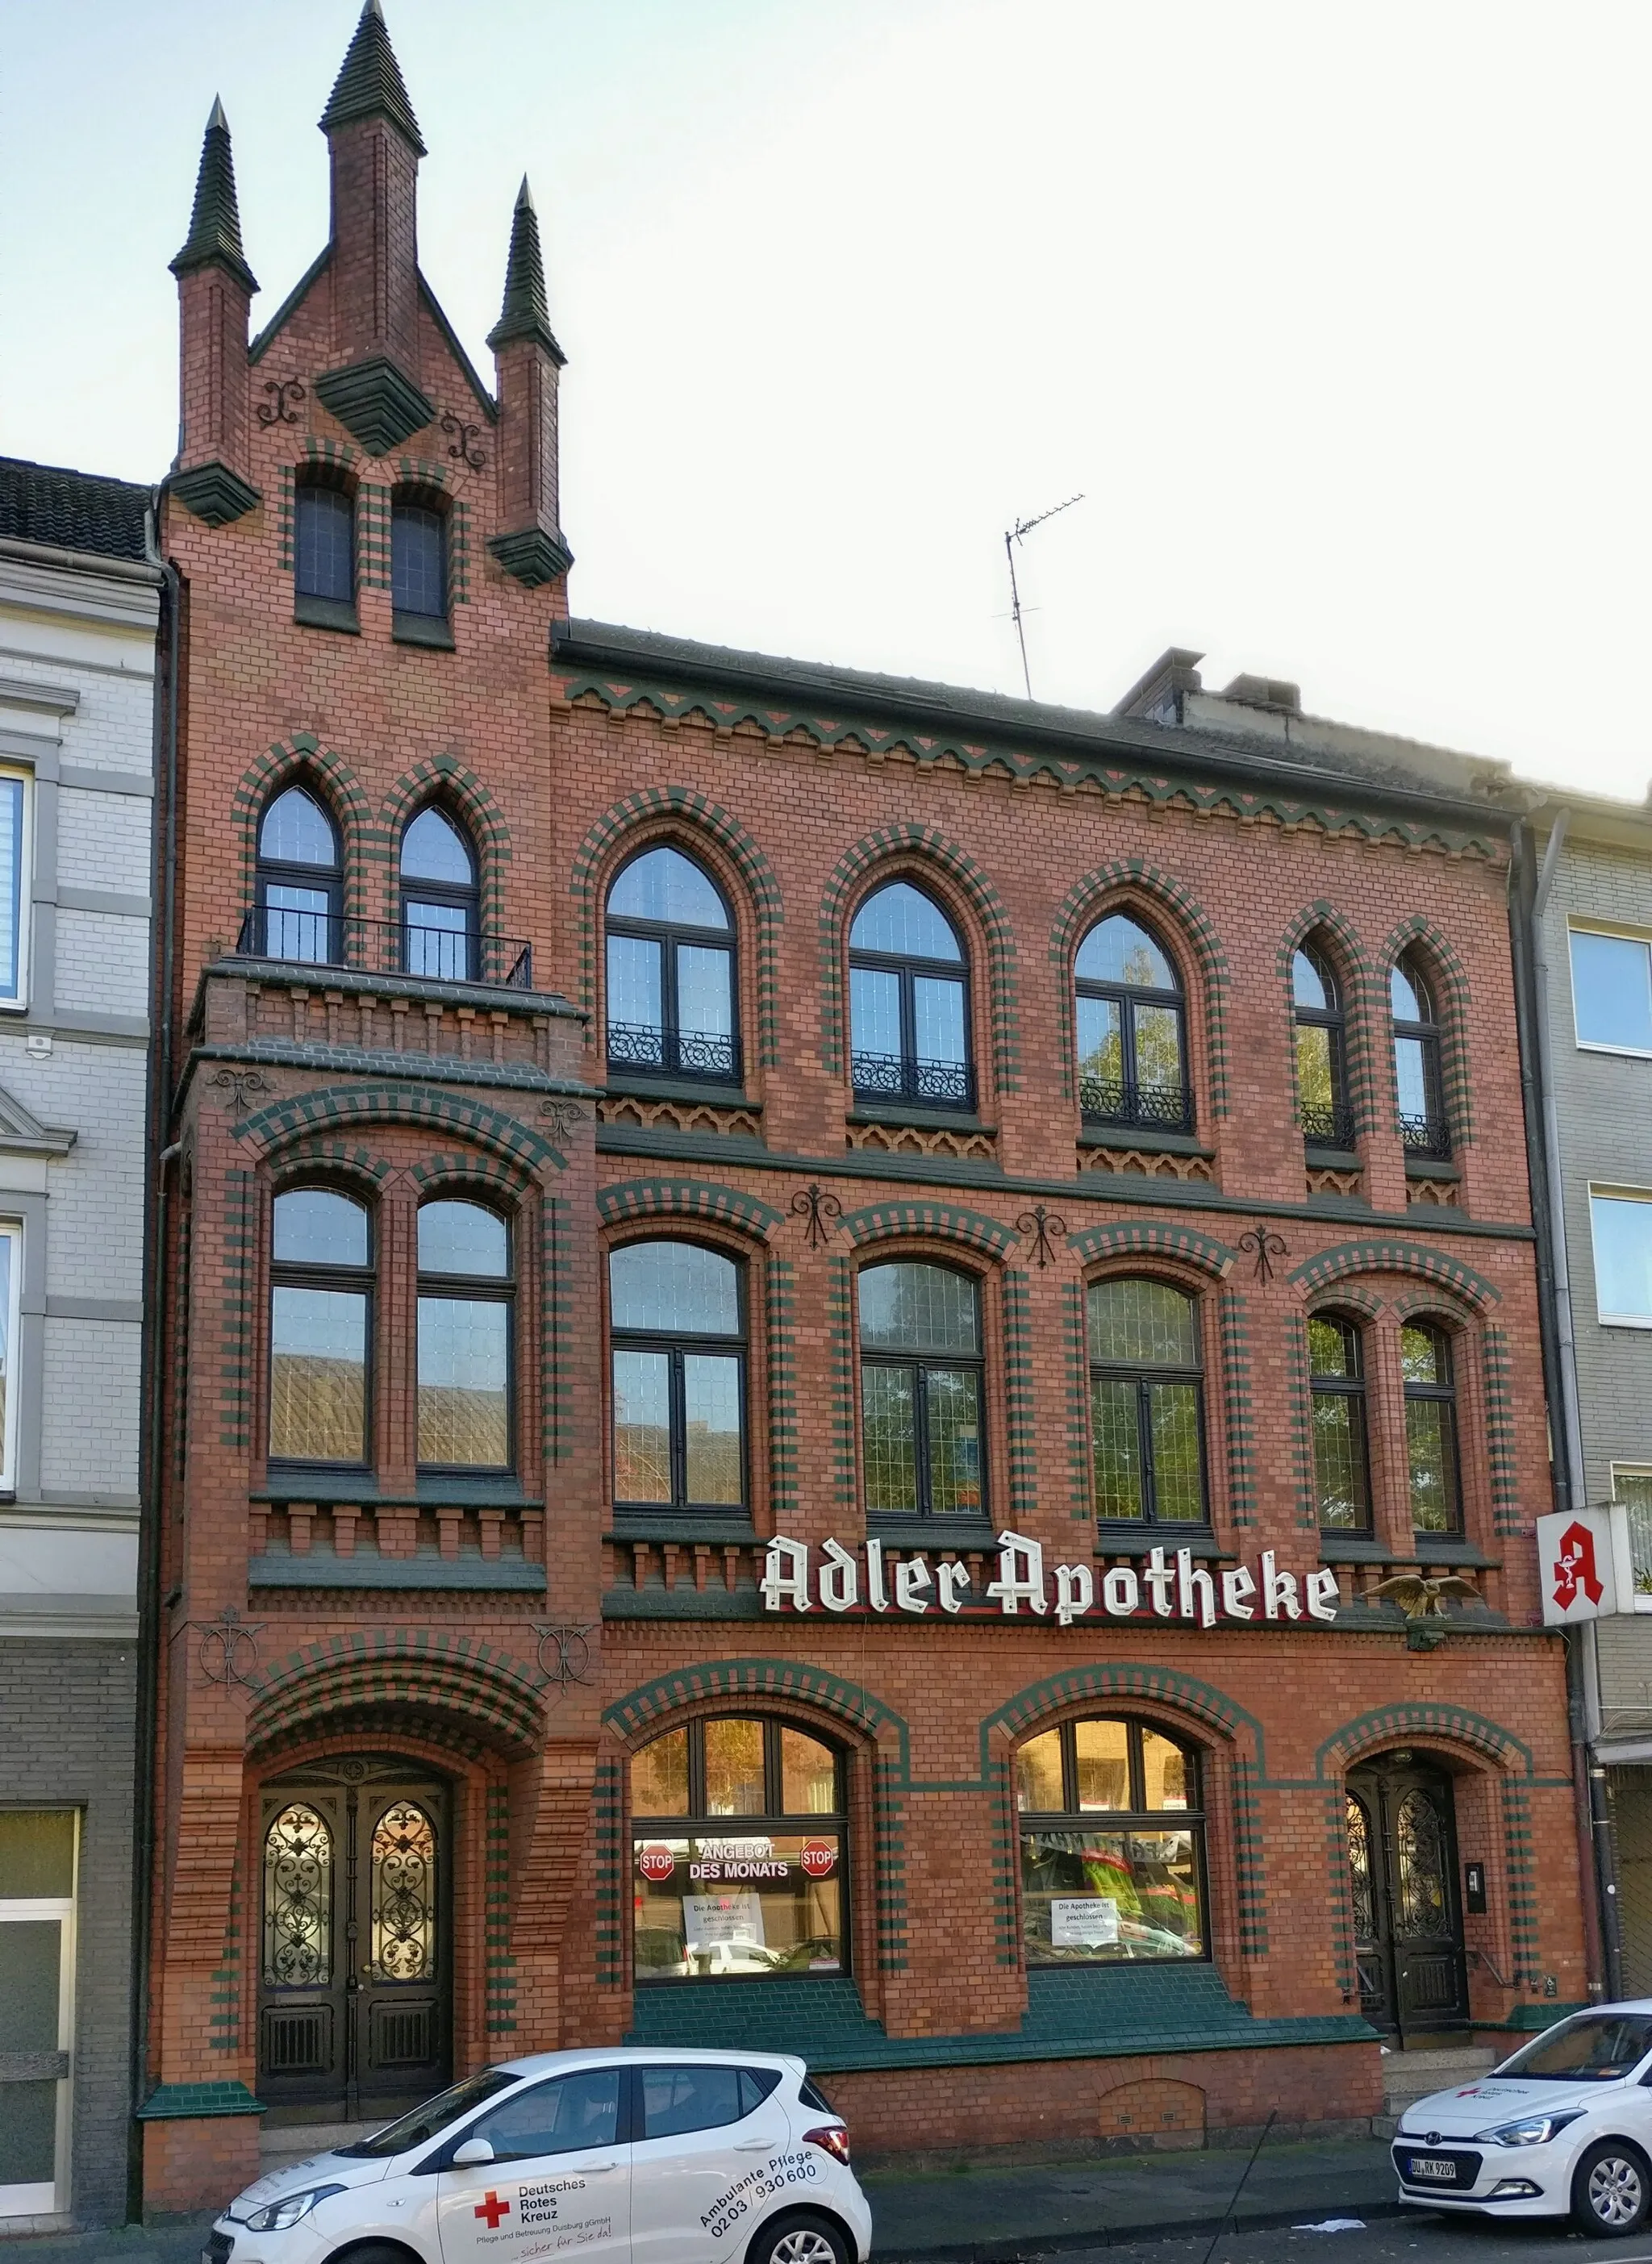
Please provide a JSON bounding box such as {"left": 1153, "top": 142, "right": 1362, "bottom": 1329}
{"left": 319, "top": 0, "right": 426, "bottom": 155}
{"left": 170, "top": 97, "right": 258, "bottom": 296}
{"left": 487, "top": 177, "right": 565, "bottom": 366}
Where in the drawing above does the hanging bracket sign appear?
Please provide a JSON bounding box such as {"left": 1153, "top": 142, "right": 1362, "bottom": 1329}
{"left": 761, "top": 1529, "right": 1339, "bottom": 1626}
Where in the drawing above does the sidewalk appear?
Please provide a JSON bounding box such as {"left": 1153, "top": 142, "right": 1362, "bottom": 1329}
{"left": 0, "top": 2136, "right": 1400, "bottom": 2260}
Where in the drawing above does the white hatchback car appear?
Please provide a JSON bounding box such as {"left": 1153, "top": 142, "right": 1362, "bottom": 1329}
{"left": 1393, "top": 2003, "right": 1652, "bottom": 2237}
{"left": 206, "top": 2048, "right": 871, "bottom": 2264}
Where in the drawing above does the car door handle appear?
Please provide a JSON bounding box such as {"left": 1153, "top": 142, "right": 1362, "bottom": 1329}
{"left": 582, "top": 2162, "right": 620, "bottom": 2174}
{"left": 736, "top": 2143, "right": 774, "bottom": 2153}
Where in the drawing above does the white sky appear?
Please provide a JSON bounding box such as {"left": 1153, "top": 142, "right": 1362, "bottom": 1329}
{"left": 4, "top": 1, "right": 1650, "bottom": 795}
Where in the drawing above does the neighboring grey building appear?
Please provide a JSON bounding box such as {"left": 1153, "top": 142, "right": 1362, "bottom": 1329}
{"left": 1527, "top": 789, "right": 1652, "bottom": 1997}
{"left": 0, "top": 457, "right": 159, "bottom": 2226}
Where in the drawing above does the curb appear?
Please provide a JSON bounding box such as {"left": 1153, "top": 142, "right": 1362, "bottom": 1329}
{"left": 872, "top": 2198, "right": 1408, "bottom": 2258}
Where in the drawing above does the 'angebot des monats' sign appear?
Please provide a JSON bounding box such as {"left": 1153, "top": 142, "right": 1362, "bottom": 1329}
{"left": 760, "top": 1529, "right": 1339, "bottom": 1625}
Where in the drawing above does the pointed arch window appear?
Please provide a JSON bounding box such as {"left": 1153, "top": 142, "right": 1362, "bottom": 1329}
{"left": 254, "top": 786, "right": 342, "bottom": 965}
{"left": 1294, "top": 944, "right": 1354, "bottom": 1149}
{"left": 1075, "top": 914, "right": 1191, "bottom": 1134}
{"left": 606, "top": 847, "right": 739, "bottom": 1084}
{"left": 293, "top": 469, "right": 357, "bottom": 630}
{"left": 401, "top": 806, "right": 478, "bottom": 982}
{"left": 849, "top": 880, "right": 973, "bottom": 1109}
{"left": 1391, "top": 954, "right": 1450, "bottom": 1157}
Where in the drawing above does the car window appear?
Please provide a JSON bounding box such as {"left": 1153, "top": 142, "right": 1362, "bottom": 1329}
{"left": 1497, "top": 2013, "right": 1652, "bottom": 2081}
{"left": 798, "top": 2077, "right": 834, "bottom": 2114}
{"left": 642, "top": 2064, "right": 749, "bottom": 2139}
{"left": 471, "top": 2069, "right": 624, "bottom": 2162}
{"left": 337, "top": 2068, "right": 521, "bottom": 2156}
{"left": 739, "top": 2068, "right": 782, "bottom": 2116}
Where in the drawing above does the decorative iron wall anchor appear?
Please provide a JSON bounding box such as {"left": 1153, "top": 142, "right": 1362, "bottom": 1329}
{"left": 257, "top": 378, "right": 306, "bottom": 427}
{"left": 194, "top": 1604, "right": 265, "bottom": 1688}
{"left": 1237, "top": 1224, "right": 1287, "bottom": 1282}
{"left": 209, "top": 1066, "right": 271, "bottom": 1119}
{"left": 790, "top": 1184, "right": 842, "bottom": 1249}
{"left": 440, "top": 411, "right": 486, "bottom": 470}
{"left": 1016, "top": 1203, "right": 1068, "bottom": 1269}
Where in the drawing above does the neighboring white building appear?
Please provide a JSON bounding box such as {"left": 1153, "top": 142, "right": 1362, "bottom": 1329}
{"left": 0, "top": 456, "right": 159, "bottom": 2228}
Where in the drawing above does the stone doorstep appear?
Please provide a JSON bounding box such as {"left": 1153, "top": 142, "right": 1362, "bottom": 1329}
{"left": 1380, "top": 2043, "right": 1496, "bottom": 2113}
{"left": 259, "top": 2121, "right": 381, "bottom": 2159}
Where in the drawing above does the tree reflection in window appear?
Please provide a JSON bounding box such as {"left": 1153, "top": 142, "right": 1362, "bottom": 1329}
{"left": 1016, "top": 1718, "right": 1204, "bottom": 1964}
{"left": 263, "top": 1802, "right": 332, "bottom": 1988}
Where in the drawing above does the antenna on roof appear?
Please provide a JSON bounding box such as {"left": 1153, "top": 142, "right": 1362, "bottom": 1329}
{"left": 1004, "top": 494, "right": 1084, "bottom": 700}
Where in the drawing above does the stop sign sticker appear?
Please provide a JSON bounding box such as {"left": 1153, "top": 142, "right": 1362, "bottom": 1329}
{"left": 637, "top": 1844, "right": 677, "bottom": 1882}
{"left": 800, "top": 1840, "right": 836, "bottom": 1878}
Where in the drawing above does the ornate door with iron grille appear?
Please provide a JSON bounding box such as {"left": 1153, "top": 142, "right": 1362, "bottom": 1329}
{"left": 258, "top": 1758, "right": 451, "bottom": 2112}
{"left": 1346, "top": 1755, "right": 1468, "bottom": 2037}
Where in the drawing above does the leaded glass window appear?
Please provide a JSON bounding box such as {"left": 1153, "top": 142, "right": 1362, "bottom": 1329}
{"left": 1309, "top": 1314, "right": 1370, "bottom": 1531}
{"left": 610, "top": 1240, "right": 745, "bottom": 1511}
{"left": 1075, "top": 914, "right": 1191, "bottom": 1132}
{"left": 1403, "top": 1321, "right": 1461, "bottom": 1535}
{"left": 391, "top": 498, "right": 447, "bottom": 619}
{"left": 1087, "top": 1278, "right": 1208, "bottom": 1525}
{"left": 858, "top": 1260, "right": 983, "bottom": 1518}
{"left": 294, "top": 477, "right": 354, "bottom": 605}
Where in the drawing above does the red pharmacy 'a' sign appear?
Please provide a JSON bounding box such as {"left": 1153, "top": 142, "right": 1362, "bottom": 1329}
{"left": 638, "top": 1843, "right": 677, "bottom": 1882}
{"left": 800, "top": 1839, "right": 837, "bottom": 1878}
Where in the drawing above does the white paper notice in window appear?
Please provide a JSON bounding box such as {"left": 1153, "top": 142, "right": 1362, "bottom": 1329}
{"left": 1050, "top": 1897, "right": 1120, "bottom": 1948}
{"left": 682, "top": 1892, "right": 766, "bottom": 1953}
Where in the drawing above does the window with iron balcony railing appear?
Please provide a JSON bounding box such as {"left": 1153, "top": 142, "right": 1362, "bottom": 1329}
{"left": 235, "top": 908, "right": 533, "bottom": 989}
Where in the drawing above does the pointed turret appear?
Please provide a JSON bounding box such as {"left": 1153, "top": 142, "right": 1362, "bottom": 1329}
{"left": 170, "top": 98, "right": 258, "bottom": 295}
{"left": 168, "top": 98, "right": 260, "bottom": 527}
{"left": 488, "top": 177, "right": 572, "bottom": 590}
{"left": 319, "top": 0, "right": 426, "bottom": 156}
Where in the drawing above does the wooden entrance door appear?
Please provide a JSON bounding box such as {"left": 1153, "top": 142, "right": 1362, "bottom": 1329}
{"left": 1346, "top": 1754, "right": 1469, "bottom": 2037}
{"left": 258, "top": 1757, "right": 451, "bottom": 2114}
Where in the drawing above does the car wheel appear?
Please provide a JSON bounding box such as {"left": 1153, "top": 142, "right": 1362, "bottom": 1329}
{"left": 745, "top": 2209, "right": 850, "bottom": 2264}
{"left": 1572, "top": 2139, "right": 1652, "bottom": 2236}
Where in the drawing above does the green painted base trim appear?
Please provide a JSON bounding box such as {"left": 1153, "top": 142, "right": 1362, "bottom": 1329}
{"left": 251, "top": 1549, "right": 545, "bottom": 1591}
{"left": 169, "top": 462, "right": 260, "bottom": 527}
{"left": 490, "top": 527, "right": 573, "bottom": 586}
{"left": 606, "top": 1588, "right": 765, "bottom": 1620}
{"left": 137, "top": 2082, "right": 265, "bottom": 2120}
{"left": 315, "top": 356, "right": 436, "bottom": 456}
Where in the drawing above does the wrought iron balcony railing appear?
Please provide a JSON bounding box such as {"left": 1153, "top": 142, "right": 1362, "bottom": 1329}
{"left": 235, "top": 910, "right": 533, "bottom": 989}
{"left": 1079, "top": 1073, "right": 1195, "bottom": 1136}
{"left": 1302, "top": 1100, "right": 1358, "bottom": 1150}
{"left": 606, "top": 1020, "right": 742, "bottom": 1083}
{"left": 852, "top": 1050, "right": 974, "bottom": 1111}
{"left": 1400, "top": 1112, "right": 1453, "bottom": 1161}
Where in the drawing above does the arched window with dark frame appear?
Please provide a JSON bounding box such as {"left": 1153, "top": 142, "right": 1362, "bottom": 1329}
{"left": 1294, "top": 941, "right": 1354, "bottom": 1149}
{"left": 606, "top": 846, "right": 739, "bottom": 1084}
{"left": 1308, "top": 1312, "right": 1370, "bottom": 1531}
{"left": 1075, "top": 912, "right": 1191, "bottom": 1133}
{"left": 417, "top": 1199, "right": 512, "bottom": 1471}
{"left": 293, "top": 468, "right": 356, "bottom": 627}
{"left": 1016, "top": 1716, "right": 1206, "bottom": 1964}
{"left": 1403, "top": 1320, "right": 1461, "bottom": 1535}
{"left": 849, "top": 879, "right": 972, "bottom": 1110}
{"left": 254, "top": 784, "right": 342, "bottom": 965}
{"left": 1087, "top": 1277, "right": 1208, "bottom": 1527}
{"left": 1391, "top": 953, "right": 1450, "bottom": 1158}
{"left": 631, "top": 1717, "right": 844, "bottom": 1983}
{"left": 269, "top": 1185, "right": 372, "bottom": 1467}
{"left": 858, "top": 1259, "right": 983, "bottom": 1520}
{"left": 400, "top": 806, "right": 478, "bottom": 982}
{"left": 609, "top": 1240, "right": 745, "bottom": 1511}
{"left": 391, "top": 486, "right": 450, "bottom": 645}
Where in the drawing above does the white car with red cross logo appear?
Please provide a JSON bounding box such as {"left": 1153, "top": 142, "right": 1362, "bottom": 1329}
{"left": 205, "top": 2049, "right": 870, "bottom": 2264}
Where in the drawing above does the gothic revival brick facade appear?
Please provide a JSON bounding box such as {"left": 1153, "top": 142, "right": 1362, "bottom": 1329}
{"left": 145, "top": 2, "right": 1584, "bottom": 2212}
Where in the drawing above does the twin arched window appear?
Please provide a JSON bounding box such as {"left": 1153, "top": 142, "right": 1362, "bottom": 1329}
{"left": 268, "top": 1186, "right": 512, "bottom": 1472}
{"left": 252, "top": 786, "right": 480, "bottom": 979}
{"left": 605, "top": 847, "right": 738, "bottom": 1082}
{"left": 1308, "top": 1310, "right": 1460, "bottom": 1536}
{"left": 1391, "top": 954, "right": 1448, "bottom": 1157}
{"left": 1075, "top": 914, "right": 1190, "bottom": 1132}
{"left": 294, "top": 472, "right": 450, "bottom": 634}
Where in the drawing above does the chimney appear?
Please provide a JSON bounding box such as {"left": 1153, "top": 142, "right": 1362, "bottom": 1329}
{"left": 312, "top": 0, "right": 435, "bottom": 453}
{"left": 1220, "top": 673, "right": 1302, "bottom": 715}
{"left": 168, "top": 99, "right": 261, "bottom": 526}
{"left": 487, "top": 178, "right": 573, "bottom": 590}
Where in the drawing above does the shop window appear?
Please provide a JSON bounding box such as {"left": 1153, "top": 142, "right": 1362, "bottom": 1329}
{"left": 1087, "top": 1278, "right": 1208, "bottom": 1527}
{"left": 269, "top": 1186, "right": 371, "bottom": 1466}
{"left": 1391, "top": 954, "right": 1450, "bottom": 1158}
{"left": 293, "top": 472, "right": 357, "bottom": 628}
{"left": 609, "top": 1240, "right": 745, "bottom": 1511}
{"left": 858, "top": 1259, "right": 983, "bottom": 1519}
{"left": 606, "top": 846, "right": 739, "bottom": 1083}
{"left": 849, "top": 880, "right": 973, "bottom": 1110}
{"left": 1571, "top": 927, "right": 1652, "bottom": 1055}
{"left": 1308, "top": 1314, "right": 1370, "bottom": 1531}
{"left": 400, "top": 806, "right": 478, "bottom": 982}
{"left": 1016, "top": 1719, "right": 1204, "bottom": 1965}
{"left": 1402, "top": 1322, "right": 1461, "bottom": 1536}
{"left": 391, "top": 491, "right": 449, "bottom": 644}
{"left": 1591, "top": 1189, "right": 1652, "bottom": 1326}
{"left": 0, "top": 1811, "right": 76, "bottom": 2216}
{"left": 1293, "top": 941, "right": 1353, "bottom": 1149}
{"left": 630, "top": 1717, "right": 845, "bottom": 1982}
{"left": 254, "top": 784, "right": 343, "bottom": 964}
{"left": 1075, "top": 913, "right": 1191, "bottom": 1134}
{"left": 417, "top": 1200, "right": 511, "bottom": 1470}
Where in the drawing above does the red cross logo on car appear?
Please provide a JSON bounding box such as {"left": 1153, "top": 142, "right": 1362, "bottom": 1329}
{"left": 474, "top": 2191, "right": 511, "bottom": 2230}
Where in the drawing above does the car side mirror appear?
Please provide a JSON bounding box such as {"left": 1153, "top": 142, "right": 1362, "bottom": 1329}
{"left": 453, "top": 2138, "right": 495, "bottom": 2166}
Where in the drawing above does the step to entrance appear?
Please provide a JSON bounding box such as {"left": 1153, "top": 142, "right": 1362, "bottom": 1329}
{"left": 260, "top": 2120, "right": 384, "bottom": 2160}
{"left": 1381, "top": 2045, "right": 1496, "bottom": 2116}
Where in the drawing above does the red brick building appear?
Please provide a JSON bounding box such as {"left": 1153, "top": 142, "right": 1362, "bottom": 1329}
{"left": 144, "top": 1, "right": 1587, "bottom": 2214}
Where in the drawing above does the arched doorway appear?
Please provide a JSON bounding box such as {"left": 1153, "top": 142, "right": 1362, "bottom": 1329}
{"left": 1345, "top": 1752, "right": 1468, "bottom": 2038}
{"left": 258, "top": 1755, "right": 452, "bottom": 2116}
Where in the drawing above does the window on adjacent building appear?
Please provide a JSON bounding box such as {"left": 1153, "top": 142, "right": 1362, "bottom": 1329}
{"left": 630, "top": 1717, "right": 845, "bottom": 1981}
{"left": 849, "top": 880, "right": 972, "bottom": 1110}
{"left": 0, "top": 769, "right": 29, "bottom": 1010}
{"left": 294, "top": 475, "right": 355, "bottom": 613}
{"left": 400, "top": 806, "right": 478, "bottom": 982}
{"left": 1591, "top": 1190, "right": 1652, "bottom": 1326}
{"left": 1612, "top": 1469, "right": 1652, "bottom": 1597}
{"left": 1308, "top": 1314, "right": 1370, "bottom": 1531}
{"left": 1391, "top": 955, "right": 1450, "bottom": 1158}
{"left": 1088, "top": 1278, "right": 1208, "bottom": 1526}
{"left": 0, "top": 1223, "right": 21, "bottom": 1494}
{"left": 1294, "top": 942, "right": 1353, "bottom": 1149}
{"left": 1402, "top": 1322, "right": 1461, "bottom": 1535}
{"left": 1015, "top": 1719, "right": 1205, "bottom": 1965}
{"left": 391, "top": 494, "right": 448, "bottom": 621}
{"left": 1571, "top": 928, "right": 1652, "bottom": 1054}
{"left": 269, "top": 1187, "right": 371, "bottom": 1466}
{"left": 609, "top": 1240, "right": 745, "bottom": 1511}
{"left": 1075, "top": 913, "right": 1191, "bottom": 1133}
{"left": 255, "top": 785, "right": 342, "bottom": 964}
{"left": 417, "top": 1200, "right": 511, "bottom": 1470}
{"left": 606, "top": 846, "right": 738, "bottom": 1083}
{"left": 0, "top": 1809, "right": 77, "bottom": 2215}
{"left": 858, "top": 1259, "right": 983, "bottom": 1519}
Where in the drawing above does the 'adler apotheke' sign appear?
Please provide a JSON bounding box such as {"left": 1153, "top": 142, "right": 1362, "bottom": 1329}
{"left": 760, "top": 1530, "right": 1339, "bottom": 1626}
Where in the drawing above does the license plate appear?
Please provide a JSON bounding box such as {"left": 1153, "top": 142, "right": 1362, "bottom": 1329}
{"left": 1406, "top": 2155, "right": 1459, "bottom": 2183}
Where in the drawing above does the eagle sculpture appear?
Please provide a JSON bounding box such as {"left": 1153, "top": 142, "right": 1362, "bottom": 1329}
{"left": 1370, "top": 1572, "right": 1479, "bottom": 1620}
